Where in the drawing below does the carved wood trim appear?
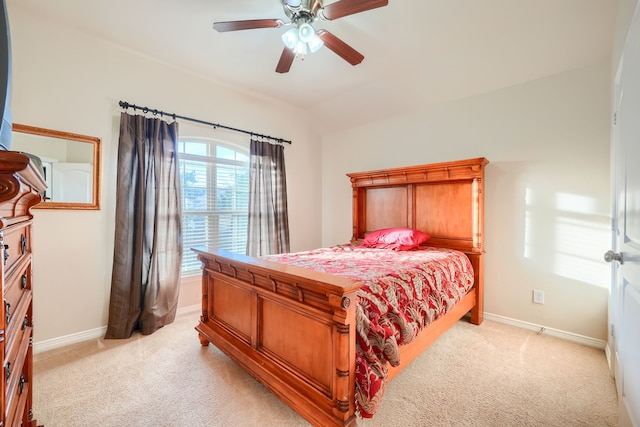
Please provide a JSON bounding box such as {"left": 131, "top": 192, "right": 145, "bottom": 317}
{"left": 347, "top": 157, "right": 489, "bottom": 188}
{"left": 0, "top": 152, "right": 46, "bottom": 219}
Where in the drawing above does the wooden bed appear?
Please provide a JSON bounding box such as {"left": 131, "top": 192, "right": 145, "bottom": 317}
{"left": 193, "top": 157, "right": 488, "bottom": 426}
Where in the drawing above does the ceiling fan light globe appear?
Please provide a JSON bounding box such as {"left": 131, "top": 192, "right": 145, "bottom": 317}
{"left": 298, "top": 23, "right": 315, "bottom": 43}
{"left": 282, "top": 27, "right": 299, "bottom": 49}
{"left": 294, "top": 40, "right": 308, "bottom": 55}
{"left": 308, "top": 35, "right": 324, "bottom": 53}
{"left": 285, "top": 0, "right": 302, "bottom": 7}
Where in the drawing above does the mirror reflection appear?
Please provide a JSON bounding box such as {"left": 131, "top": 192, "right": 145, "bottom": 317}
{"left": 11, "top": 124, "right": 101, "bottom": 210}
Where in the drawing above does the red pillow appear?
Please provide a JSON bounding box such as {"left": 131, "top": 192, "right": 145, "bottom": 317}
{"left": 359, "top": 228, "right": 430, "bottom": 251}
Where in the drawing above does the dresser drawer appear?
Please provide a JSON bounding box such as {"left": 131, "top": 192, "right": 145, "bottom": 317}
{"left": 4, "top": 261, "right": 31, "bottom": 337}
{"left": 5, "top": 329, "right": 31, "bottom": 427}
{"left": 1, "top": 222, "right": 32, "bottom": 276}
{"left": 5, "top": 311, "right": 31, "bottom": 390}
{"left": 6, "top": 382, "right": 29, "bottom": 427}
{"left": 4, "top": 289, "right": 31, "bottom": 358}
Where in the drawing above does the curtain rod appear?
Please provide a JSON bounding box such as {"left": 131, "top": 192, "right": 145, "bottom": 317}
{"left": 119, "top": 101, "right": 292, "bottom": 145}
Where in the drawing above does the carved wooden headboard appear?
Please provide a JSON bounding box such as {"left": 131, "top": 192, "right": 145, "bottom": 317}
{"left": 347, "top": 157, "right": 489, "bottom": 255}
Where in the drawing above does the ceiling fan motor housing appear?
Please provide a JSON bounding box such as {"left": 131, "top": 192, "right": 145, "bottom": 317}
{"left": 283, "top": 0, "right": 324, "bottom": 21}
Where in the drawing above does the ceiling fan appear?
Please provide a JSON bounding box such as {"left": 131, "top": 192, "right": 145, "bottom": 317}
{"left": 213, "top": 0, "right": 389, "bottom": 73}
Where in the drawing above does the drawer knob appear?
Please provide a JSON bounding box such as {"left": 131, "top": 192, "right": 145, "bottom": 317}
{"left": 5, "top": 361, "right": 10, "bottom": 382}
{"left": 21, "top": 315, "right": 28, "bottom": 331}
{"left": 20, "top": 234, "right": 27, "bottom": 254}
{"left": 19, "top": 373, "right": 25, "bottom": 394}
{"left": 3, "top": 244, "right": 7, "bottom": 265}
{"left": 21, "top": 274, "right": 27, "bottom": 290}
{"left": 4, "top": 301, "right": 9, "bottom": 323}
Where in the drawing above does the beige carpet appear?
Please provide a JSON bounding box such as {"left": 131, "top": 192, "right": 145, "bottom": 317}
{"left": 33, "top": 309, "right": 617, "bottom": 426}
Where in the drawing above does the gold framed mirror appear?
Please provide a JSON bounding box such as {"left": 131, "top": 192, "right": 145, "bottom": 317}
{"left": 11, "top": 123, "right": 101, "bottom": 210}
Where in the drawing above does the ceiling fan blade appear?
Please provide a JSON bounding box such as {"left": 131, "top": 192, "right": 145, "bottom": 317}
{"left": 319, "top": 0, "right": 388, "bottom": 20}
{"left": 276, "top": 47, "right": 295, "bottom": 73}
{"left": 317, "top": 30, "right": 364, "bottom": 66}
{"left": 213, "top": 19, "right": 284, "bottom": 32}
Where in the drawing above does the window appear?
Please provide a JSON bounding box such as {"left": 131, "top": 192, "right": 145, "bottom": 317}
{"left": 178, "top": 139, "right": 249, "bottom": 276}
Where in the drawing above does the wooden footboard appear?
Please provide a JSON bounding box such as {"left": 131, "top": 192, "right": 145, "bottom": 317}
{"left": 194, "top": 248, "right": 362, "bottom": 427}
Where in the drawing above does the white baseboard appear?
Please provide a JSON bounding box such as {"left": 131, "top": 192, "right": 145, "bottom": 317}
{"left": 33, "top": 326, "right": 107, "bottom": 354}
{"left": 619, "top": 396, "right": 637, "bottom": 427}
{"left": 483, "top": 312, "right": 607, "bottom": 350}
{"left": 175, "top": 304, "right": 201, "bottom": 316}
{"left": 33, "top": 304, "right": 201, "bottom": 355}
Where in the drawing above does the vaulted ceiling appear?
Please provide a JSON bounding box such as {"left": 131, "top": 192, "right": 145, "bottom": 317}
{"left": 17, "top": 0, "right": 617, "bottom": 133}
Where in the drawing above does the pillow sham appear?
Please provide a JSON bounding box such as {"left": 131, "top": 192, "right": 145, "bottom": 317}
{"left": 359, "top": 227, "right": 430, "bottom": 251}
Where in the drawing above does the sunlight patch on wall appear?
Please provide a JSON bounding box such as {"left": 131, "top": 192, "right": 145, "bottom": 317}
{"left": 555, "top": 192, "right": 598, "bottom": 214}
{"left": 554, "top": 216, "right": 609, "bottom": 287}
{"left": 524, "top": 188, "right": 533, "bottom": 259}
{"left": 524, "top": 189, "right": 609, "bottom": 288}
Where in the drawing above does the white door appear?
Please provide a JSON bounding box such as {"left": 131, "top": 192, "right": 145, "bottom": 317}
{"left": 610, "top": 2, "right": 640, "bottom": 425}
{"left": 51, "top": 162, "right": 93, "bottom": 203}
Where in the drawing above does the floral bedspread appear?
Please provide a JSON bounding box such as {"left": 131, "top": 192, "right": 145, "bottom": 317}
{"left": 262, "top": 244, "right": 474, "bottom": 418}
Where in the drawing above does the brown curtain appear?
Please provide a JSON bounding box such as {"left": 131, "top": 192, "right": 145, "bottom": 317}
{"left": 105, "top": 112, "right": 182, "bottom": 339}
{"left": 246, "top": 139, "right": 290, "bottom": 256}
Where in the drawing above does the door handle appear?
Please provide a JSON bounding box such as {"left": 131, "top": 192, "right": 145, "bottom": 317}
{"left": 604, "top": 250, "right": 623, "bottom": 264}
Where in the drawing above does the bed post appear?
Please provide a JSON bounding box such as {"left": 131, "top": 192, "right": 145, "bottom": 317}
{"left": 470, "top": 169, "right": 486, "bottom": 325}
{"left": 198, "top": 266, "right": 211, "bottom": 347}
{"left": 332, "top": 295, "right": 357, "bottom": 422}
{"left": 469, "top": 252, "right": 484, "bottom": 325}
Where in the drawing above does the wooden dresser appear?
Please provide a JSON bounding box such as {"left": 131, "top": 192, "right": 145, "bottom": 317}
{"left": 0, "top": 152, "right": 45, "bottom": 427}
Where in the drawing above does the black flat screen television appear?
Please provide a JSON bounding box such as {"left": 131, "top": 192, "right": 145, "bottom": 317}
{"left": 0, "top": 0, "right": 12, "bottom": 151}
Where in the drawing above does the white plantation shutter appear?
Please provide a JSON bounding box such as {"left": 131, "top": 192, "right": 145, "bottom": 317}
{"left": 179, "top": 140, "right": 249, "bottom": 275}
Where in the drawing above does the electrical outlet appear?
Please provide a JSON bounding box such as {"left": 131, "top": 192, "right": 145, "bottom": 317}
{"left": 533, "top": 289, "right": 545, "bottom": 304}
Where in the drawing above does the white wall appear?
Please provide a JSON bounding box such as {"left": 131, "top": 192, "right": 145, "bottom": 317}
{"left": 7, "top": 3, "right": 323, "bottom": 343}
{"left": 322, "top": 61, "right": 612, "bottom": 341}
{"left": 7, "top": 2, "right": 615, "bottom": 345}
